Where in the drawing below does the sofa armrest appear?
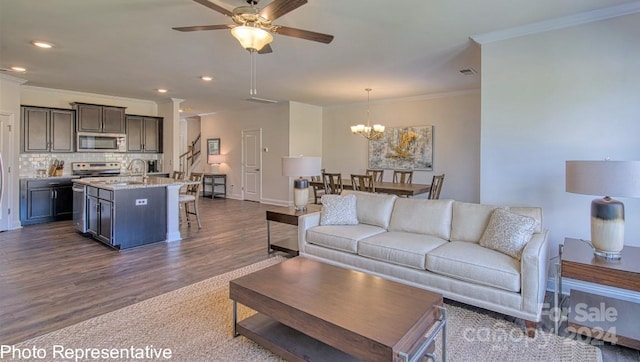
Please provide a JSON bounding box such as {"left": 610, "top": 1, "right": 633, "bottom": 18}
{"left": 520, "top": 230, "right": 550, "bottom": 319}
{"left": 297, "top": 211, "right": 321, "bottom": 253}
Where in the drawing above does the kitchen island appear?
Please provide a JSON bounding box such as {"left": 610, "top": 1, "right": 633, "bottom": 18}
{"left": 73, "top": 176, "right": 194, "bottom": 249}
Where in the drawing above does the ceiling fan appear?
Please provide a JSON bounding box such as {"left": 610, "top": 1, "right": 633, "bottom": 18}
{"left": 172, "top": 0, "right": 334, "bottom": 54}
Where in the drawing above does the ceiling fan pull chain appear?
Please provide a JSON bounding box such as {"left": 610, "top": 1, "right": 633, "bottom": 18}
{"left": 249, "top": 50, "right": 257, "bottom": 96}
{"left": 252, "top": 50, "right": 258, "bottom": 95}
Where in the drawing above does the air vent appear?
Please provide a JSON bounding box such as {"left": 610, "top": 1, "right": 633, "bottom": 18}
{"left": 459, "top": 68, "right": 477, "bottom": 75}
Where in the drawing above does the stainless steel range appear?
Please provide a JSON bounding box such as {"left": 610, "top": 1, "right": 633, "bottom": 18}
{"left": 72, "top": 162, "right": 122, "bottom": 233}
{"left": 71, "top": 162, "right": 122, "bottom": 177}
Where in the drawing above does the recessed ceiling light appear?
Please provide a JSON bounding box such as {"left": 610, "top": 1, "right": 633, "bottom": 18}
{"left": 201, "top": 76, "right": 213, "bottom": 81}
{"left": 179, "top": 109, "right": 183, "bottom": 113}
{"left": 32, "top": 41, "right": 54, "bottom": 49}
{"left": 157, "top": 89, "right": 168, "bottom": 93}
{"left": 11, "top": 66, "right": 27, "bottom": 72}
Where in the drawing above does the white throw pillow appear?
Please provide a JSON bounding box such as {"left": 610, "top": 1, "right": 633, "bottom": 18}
{"left": 479, "top": 208, "right": 538, "bottom": 260}
{"left": 320, "top": 194, "right": 358, "bottom": 225}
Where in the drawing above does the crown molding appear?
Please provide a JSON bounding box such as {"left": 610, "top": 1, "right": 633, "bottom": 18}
{"left": 0, "top": 73, "right": 28, "bottom": 85}
{"left": 471, "top": 1, "right": 640, "bottom": 44}
{"left": 327, "top": 88, "right": 481, "bottom": 110}
{"left": 21, "top": 85, "right": 158, "bottom": 106}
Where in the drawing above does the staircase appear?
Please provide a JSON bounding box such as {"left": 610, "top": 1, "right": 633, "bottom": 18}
{"left": 179, "top": 133, "right": 201, "bottom": 176}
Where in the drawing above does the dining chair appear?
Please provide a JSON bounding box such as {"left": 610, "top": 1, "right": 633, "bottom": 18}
{"left": 351, "top": 174, "right": 375, "bottom": 192}
{"left": 366, "top": 169, "right": 384, "bottom": 182}
{"left": 428, "top": 174, "right": 445, "bottom": 200}
{"left": 322, "top": 172, "right": 343, "bottom": 195}
{"left": 311, "top": 175, "right": 325, "bottom": 204}
{"left": 179, "top": 172, "right": 204, "bottom": 228}
{"left": 393, "top": 170, "right": 413, "bottom": 184}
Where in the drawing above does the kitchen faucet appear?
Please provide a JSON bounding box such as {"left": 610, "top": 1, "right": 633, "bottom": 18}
{"left": 127, "top": 159, "right": 148, "bottom": 182}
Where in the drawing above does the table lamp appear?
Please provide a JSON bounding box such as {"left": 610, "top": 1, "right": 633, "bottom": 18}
{"left": 282, "top": 156, "right": 321, "bottom": 211}
{"left": 208, "top": 154, "right": 226, "bottom": 172}
{"left": 566, "top": 160, "right": 640, "bottom": 259}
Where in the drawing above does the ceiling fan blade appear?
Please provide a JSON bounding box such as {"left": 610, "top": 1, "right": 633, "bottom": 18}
{"left": 172, "top": 24, "right": 231, "bottom": 32}
{"left": 260, "top": 0, "right": 307, "bottom": 21}
{"left": 192, "top": 0, "right": 234, "bottom": 17}
{"left": 258, "top": 44, "right": 273, "bottom": 54}
{"left": 274, "top": 26, "right": 334, "bottom": 44}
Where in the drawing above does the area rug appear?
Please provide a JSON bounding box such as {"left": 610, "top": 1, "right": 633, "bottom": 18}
{"left": 12, "top": 257, "right": 601, "bottom": 361}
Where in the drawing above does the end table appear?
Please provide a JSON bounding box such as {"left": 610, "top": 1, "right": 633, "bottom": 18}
{"left": 555, "top": 238, "right": 640, "bottom": 349}
{"left": 266, "top": 205, "right": 321, "bottom": 256}
{"left": 202, "top": 174, "right": 226, "bottom": 199}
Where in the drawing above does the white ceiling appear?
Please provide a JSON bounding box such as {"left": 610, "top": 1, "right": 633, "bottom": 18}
{"left": 1, "top": 0, "right": 637, "bottom": 116}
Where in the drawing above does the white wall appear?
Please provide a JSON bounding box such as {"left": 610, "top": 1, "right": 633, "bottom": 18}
{"left": 0, "top": 74, "right": 27, "bottom": 229}
{"left": 200, "top": 102, "right": 291, "bottom": 203}
{"left": 323, "top": 91, "right": 481, "bottom": 202}
{"left": 21, "top": 86, "right": 157, "bottom": 115}
{"left": 289, "top": 101, "right": 322, "bottom": 158}
{"left": 480, "top": 13, "right": 640, "bottom": 254}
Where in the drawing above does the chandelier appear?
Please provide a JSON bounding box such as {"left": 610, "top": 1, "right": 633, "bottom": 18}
{"left": 350, "top": 88, "right": 385, "bottom": 140}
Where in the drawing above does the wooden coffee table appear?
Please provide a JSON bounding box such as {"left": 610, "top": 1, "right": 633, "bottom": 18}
{"left": 230, "top": 257, "right": 447, "bottom": 361}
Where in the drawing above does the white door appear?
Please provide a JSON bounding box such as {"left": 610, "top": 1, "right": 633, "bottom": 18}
{"left": 0, "top": 112, "right": 14, "bottom": 231}
{"left": 242, "top": 129, "right": 261, "bottom": 202}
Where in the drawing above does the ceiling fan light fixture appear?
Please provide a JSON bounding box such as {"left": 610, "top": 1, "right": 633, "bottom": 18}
{"left": 231, "top": 25, "right": 273, "bottom": 52}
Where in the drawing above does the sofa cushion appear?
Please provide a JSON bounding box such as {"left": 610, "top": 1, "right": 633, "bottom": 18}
{"left": 479, "top": 209, "right": 538, "bottom": 260}
{"left": 320, "top": 194, "right": 358, "bottom": 225}
{"left": 358, "top": 231, "right": 448, "bottom": 270}
{"left": 306, "top": 224, "right": 386, "bottom": 253}
{"left": 426, "top": 241, "right": 521, "bottom": 292}
{"left": 388, "top": 199, "right": 453, "bottom": 240}
{"left": 450, "top": 202, "right": 505, "bottom": 243}
{"left": 342, "top": 190, "right": 397, "bottom": 229}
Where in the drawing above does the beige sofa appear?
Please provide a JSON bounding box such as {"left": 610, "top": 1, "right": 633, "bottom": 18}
{"left": 297, "top": 191, "right": 549, "bottom": 335}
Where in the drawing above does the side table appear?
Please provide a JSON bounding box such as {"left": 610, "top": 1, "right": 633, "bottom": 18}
{"left": 266, "top": 205, "right": 321, "bottom": 256}
{"left": 555, "top": 237, "right": 640, "bottom": 349}
{"left": 202, "top": 174, "right": 226, "bottom": 199}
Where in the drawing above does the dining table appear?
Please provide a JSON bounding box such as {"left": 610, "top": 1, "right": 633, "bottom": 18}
{"left": 309, "top": 179, "right": 431, "bottom": 197}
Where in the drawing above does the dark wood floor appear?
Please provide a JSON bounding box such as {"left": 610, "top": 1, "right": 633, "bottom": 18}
{"left": 1, "top": 198, "right": 637, "bottom": 360}
{"left": 0, "top": 198, "right": 296, "bottom": 345}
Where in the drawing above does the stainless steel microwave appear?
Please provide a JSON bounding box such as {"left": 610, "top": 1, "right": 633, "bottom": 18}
{"left": 77, "top": 132, "right": 127, "bottom": 152}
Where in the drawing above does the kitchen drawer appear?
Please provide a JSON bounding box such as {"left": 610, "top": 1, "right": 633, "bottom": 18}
{"left": 98, "top": 189, "right": 113, "bottom": 200}
{"left": 87, "top": 186, "right": 98, "bottom": 197}
{"left": 27, "top": 178, "right": 73, "bottom": 188}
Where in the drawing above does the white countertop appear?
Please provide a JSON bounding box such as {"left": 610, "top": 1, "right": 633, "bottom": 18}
{"left": 73, "top": 175, "right": 193, "bottom": 190}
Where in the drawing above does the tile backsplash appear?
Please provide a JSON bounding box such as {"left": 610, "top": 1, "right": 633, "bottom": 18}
{"left": 19, "top": 153, "right": 162, "bottom": 177}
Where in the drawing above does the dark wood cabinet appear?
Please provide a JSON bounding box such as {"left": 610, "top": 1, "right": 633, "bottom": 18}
{"left": 86, "top": 185, "right": 166, "bottom": 249}
{"left": 73, "top": 102, "right": 125, "bottom": 134}
{"left": 21, "top": 106, "right": 75, "bottom": 153}
{"left": 87, "top": 186, "right": 114, "bottom": 244}
{"left": 126, "top": 115, "right": 163, "bottom": 153}
{"left": 20, "top": 178, "right": 74, "bottom": 225}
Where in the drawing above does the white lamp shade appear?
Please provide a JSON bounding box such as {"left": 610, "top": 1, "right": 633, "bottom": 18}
{"left": 208, "top": 154, "right": 226, "bottom": 165}
{"left": 566, "top": 160, "right": 640, "bottom": 197}
{"left": 281, "top": 157, "right": 321, "bottom": 177}
{"left": 230, "top": 26, "right": 273, "bottom": 51}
